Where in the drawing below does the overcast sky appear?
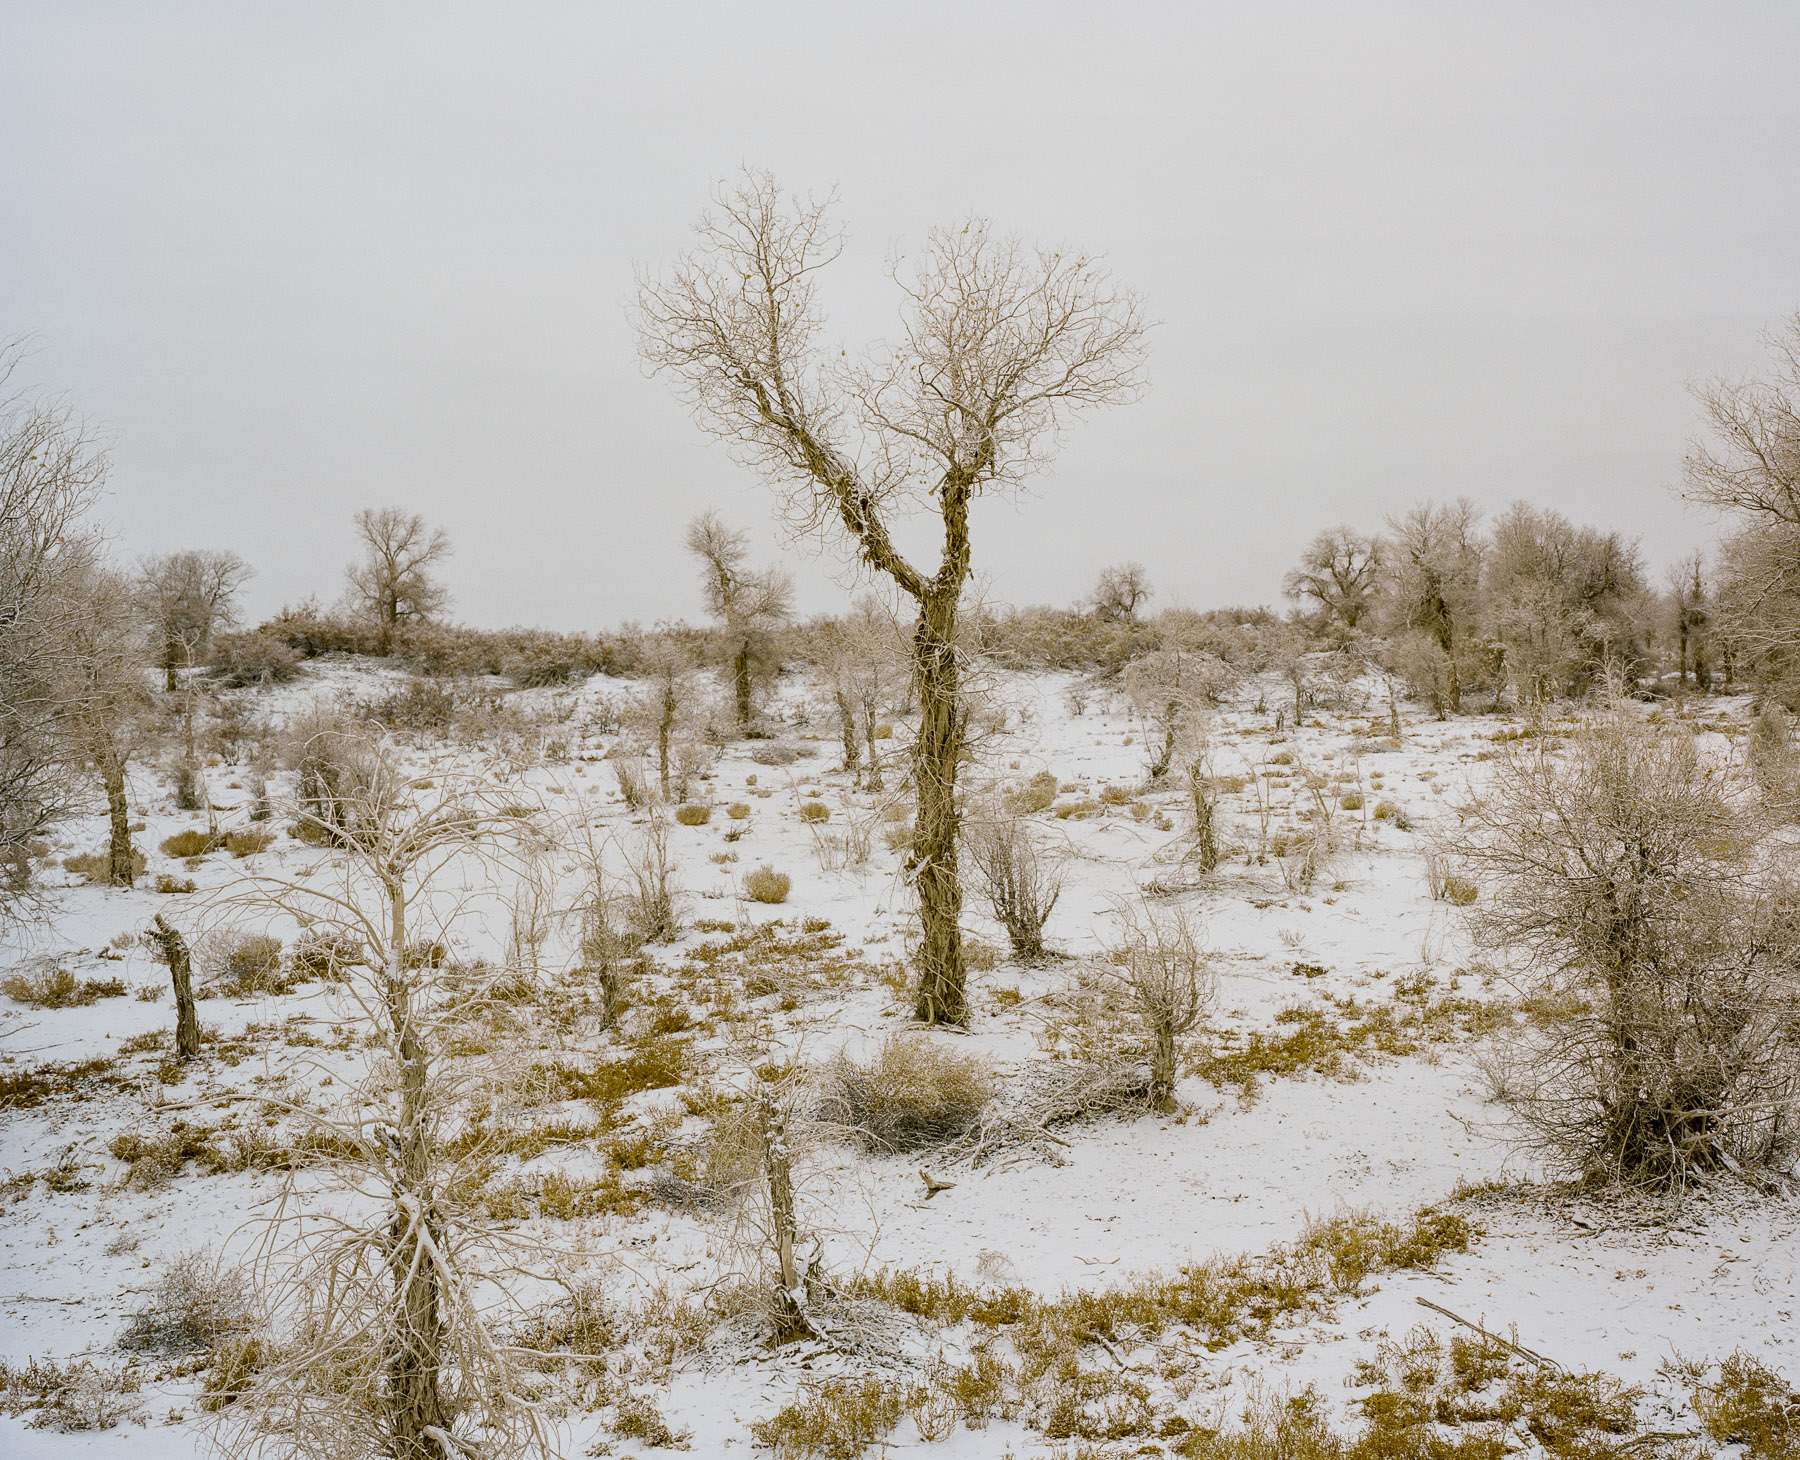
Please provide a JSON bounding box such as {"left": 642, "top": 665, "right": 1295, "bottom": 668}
{"left": 3, "top": 3, "right": 1797, "bottom": 629}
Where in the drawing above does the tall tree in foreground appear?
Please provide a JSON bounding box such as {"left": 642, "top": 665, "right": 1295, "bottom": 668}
{"left": 346, "top": 508, "right": 452, "bottom": 655}
{"left": 684, "top": 510, "right": 793, "bottom": 733}
{"left": 635, "top": 170, "right": 1148, "bottom": 1023}
{"left": 0, "top": 341, "right": 108, "bottom": 909}
{"left": 137, "top": 549, "right": 253, "bottom": 690}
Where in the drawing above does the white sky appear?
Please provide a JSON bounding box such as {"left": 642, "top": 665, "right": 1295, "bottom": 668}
{"left": 3, "top": 2, "right": 1797, "bottom": 628}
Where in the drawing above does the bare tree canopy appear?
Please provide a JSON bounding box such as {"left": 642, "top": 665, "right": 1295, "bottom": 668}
{"left": 136, "top": 548, "right": 253, "bottom": 690}
{"left": 1090, "top": 561, "right": 1153, "bottom": 622}
{"left": 635, "top": 169, "right": 1149, "bottom": 1023}
{"left": 0, "top": 340, "right": 111, "bottom": 907}
{"left": 1281, "top": 526, "right": 1379, "bottom": 630}
{"left": 344, "top": 507, "right": 452, "bottom": 653}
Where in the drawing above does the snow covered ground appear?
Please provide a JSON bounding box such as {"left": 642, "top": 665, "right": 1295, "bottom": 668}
{"left": 1, "top": 659, "right": 1791, "bottom": 1457}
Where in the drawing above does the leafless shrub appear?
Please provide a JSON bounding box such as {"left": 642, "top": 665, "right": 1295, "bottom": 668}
{"left": 612, "top": 753, "right": 652, "bottom": 809}
{"left": 283, "top": 707, "right": 391, "bottom": 847}
{"left": 122, "top": 1249, "right": 255, "bottom": 1356}
{"left": 961, "top": 814, "right": 1061, "bottom": 959}
{"left": 623, "top": 807, "right": 682, "bottom": 942}
{"left": 1457, "top": 706, "right": 1800, "bottom": 1187}
{"left": 952, "top": 1060, "right": 1152, "bottom": 1169}
{"left": 1110, "top": 901, "right": 1213, "bottom": 1110}
{"left": 202, "top": 930, "right": 289, "bottom": 996}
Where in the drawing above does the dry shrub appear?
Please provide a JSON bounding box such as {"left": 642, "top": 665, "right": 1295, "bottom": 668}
{"left": 1003, "top": 769, "right": 1061, "bottom": 815}
{"left": 743, "top": 866, "right": 791, "bottom": 904}
{"left": 1111, "top": 903, "right": 1213, "bottom": 1110}
{"left": 798, "top": 800, "right": 831, "bottom": 823}
{"left": 962, "top": 815, "right": 1061, "bottom": 959}
{"left": 121, "top": 1250, "right": 254, "bottom": 1355}
{"left": 155, "top": 873, "right": 197, "bottom": 894}
{"left": 751, "top": 1376, "right": 906, "bottom": 1459}
{"left": 1691, "top": 1351, "right": 1799, "bottom": 1459}
{"left": 674, "top": 803, "right": 711, "bottom": 826}
{"left": 726, "top": 802, "right": 751, "bottom": 819}
{"left": 1, "top": 1359, "right": 143, "bottom": 1432}
{"left": 2, "top": 967, "right": 126, "bottom": 1008}
{"left": 290, "top": 929, "right": 364, "bottom": 980}
{"left": 623, "top": 810, "right": 682, "bottom": 942}
{"left": 63, "top": 848, "right": 145, "bottom": 882}
{"left": 614, "top": 1390, "right": 692, "bottom": 1449}
{"left": 209, "top": 629, "right": 301, "bottom": 687}
{"left": 1459, "top": 709, "right": 1800, "bottom": 1186}
{"left": 162, "top": 827, "right": 224, "bottom": 858}
{"left": 224, "top": 827, "right": 275, "bottom": 858}
{"left": 283, "top": 709, "right": 391, "bottom": 846}
{"left": 204, "top": 931, "right": 289, "bottom": 996}
{"left": 819, "top": 1035, "right": 999, "bottom": 1153}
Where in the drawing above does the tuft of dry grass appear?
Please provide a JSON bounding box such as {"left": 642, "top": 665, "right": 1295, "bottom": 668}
{"left": 743, "top": 865, "right": 791, "bottom": 904}
{"left": 674, "top": 803, "right": 712, "bottom": 826}
{"left": 819, "top": 1036, "right": 1000, "bottom": 1153}
{"left": 798, "top": 800, "right": 831, "bottom": 823}
{"left": 2, "top": 968, "right": 126, "bottom": 1008}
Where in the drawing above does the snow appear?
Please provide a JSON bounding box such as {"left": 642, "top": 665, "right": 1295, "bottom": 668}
{"left": 1, "top": 658, "right": 1790, "bottom": 1456}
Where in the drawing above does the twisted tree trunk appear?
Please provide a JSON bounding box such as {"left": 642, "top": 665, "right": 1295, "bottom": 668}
{"left": 909, "top": 588, "right": 967, "bottom": 1024}
{"left": 147, "top": 915, "right": 200, "bottom": 1060}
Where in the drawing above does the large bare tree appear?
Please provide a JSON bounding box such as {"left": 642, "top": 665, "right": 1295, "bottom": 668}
{"left": 0, "top": 341, "right": 110, "bottom": 907}
{"left": 136, "top": 548, "right": 253, "bottom": 690}
{"left": 635, "top": 170, "right": 1147, "bottom": 1023}
{"left": 346, "top": 508, "right": 452, "bottom": 654}
{"left": 684, "top": 510, "right": 793, "bottom": 733}
{"left": 1282, "top": 525, "right": 1380, "bottom": 630}
{"left": 1685, "top": 311, "right": 1800, "bottom": 693}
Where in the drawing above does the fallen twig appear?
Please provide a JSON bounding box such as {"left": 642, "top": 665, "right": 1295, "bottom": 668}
{"left": 1414, "top": 1297, "right": 1565, "bottom": 1374}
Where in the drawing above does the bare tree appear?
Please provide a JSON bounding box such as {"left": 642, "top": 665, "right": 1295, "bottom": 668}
{"left": 684, "top": 510, "right": 793, "bottom": 733}
{"left": 0, "top": 341, "right": 109, "bottom": 908}
{"left": 345, "top": 508, "right": 452, "bottom": 654}
{"left": 57, "top": 564, "right": 152, "bottom": 885}
{"left": 1482, "top": 501, "right": 1647, "bottom": 704}
{"left": 146, "top": 915, "right": 201, "bottom": 1061}
{"left": 635, "top": 169, "right": 1148, "bottom": 1023}
{"left": 1379, "top": 498, "right": 1485, "bottom": 717}
{"left": 1668, "top": 552, "right": 1714, "bottom": 692}
{"left": 1456, "top": 707, "right": 1800, "bottom": 1186}
{"left": 962, "top": 814, "right": 1061, "bottom": 959}
{"left": 136, "top": 549, "right": 253, "bottom": 691}
{"left": 1111, "top": 902, "right": 1212, "bottom": 1111}
{"left": 1282, "top": 525, "right": 1381, "bottom": 629}
{"left": 1685, "top": 314, "right": 1800, "bottom": 697}
{"left": 213, "top": 754, "right": 557, "bottom": 1460}
{"left": 1090, "top": 561, "right": 1153, "bottom": 622}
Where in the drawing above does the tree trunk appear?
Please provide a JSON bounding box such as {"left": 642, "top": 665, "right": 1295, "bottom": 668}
{"left": 756, "top": 1091, "right": 811, "bottom": 1343}
{"left": 148, "top": 916, "right": 200, "bottom": 1060}
{"left": 100, "top": 751, "right": 135, "bottom": 886}
{"left": 1151, "top": 1022, "right": 1177, "bottom": 1112}
{"left": 734, "top": 640, "right": 754, "bottom": 734}
{"left": 163, "top": 652, "right": 179, "bottom": 694}
{"left": 657, "top": 681, "right": 676, "bottom": 796}
{"left": 382, "top": 872, "right": 451, "bottom": 1458}
{"left": 862, "top": 702, "right": 883, "bottom": 793}
{"left": 909, "top": 590, "right": 967, "bottom": 1024}
{"left": 835, "top": 690, "right": 860, "bottom": 784}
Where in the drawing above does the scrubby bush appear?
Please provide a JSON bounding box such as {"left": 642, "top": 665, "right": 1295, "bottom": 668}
{"left": 961, "top": 816, "right": 1060, "bottom": 959}
{"left": 798, "top": 800, "right": 831, "bottom": 823}
{"left": 1112, "top": 903, "right": 1213, "bottom": 1110}
{"left": 1459, "top": 708, "right": 1800, "bottom": 1186}
{"left": 290, "top": 930, "right": 363, "bottom": 980}
{"left": 154, "top": 873, "right": 197, "bottom": 894}
{"left": 820, "top": 1036, "right": 998, "bottom": 1153}
{"left": 674, "top": 803, "right": 712, "bottom": 826}
{"left": 223, "top": 827, "right": 274, "bottom": 858}
{"left": 726, "top": 802, "right": 751, "bottom": 820}
{"left": 208, "top": 630, "right": 301, "bottom": 688}
{"left": 204, "top": 932, "right": 287, "bottom": 996}
{"left": 284, "top": 710, "right": 390, "bottom": 847}
{"left": 121, "top": 1250, "right": 253, "bottom": 1356}
{"left": 361, "top": 677, "right": 455, "bottom": 732}
{"left": 743, "top": 866, "right": 791, "bottom": 904}
{"left": 161, "top": 828, "right": 224, "bottom": 859}
{"left": 63, "top": 849, "right": 145, "bottom": 883}
{"left": 1692, "top": 1351, "right": 1799, "bottom": 1459}
{"left": 2, "top": 967, "right": 127, "bottom": 1008}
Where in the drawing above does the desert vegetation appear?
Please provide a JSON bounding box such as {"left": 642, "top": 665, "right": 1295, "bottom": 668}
{"left": 6, "top": 185, "right": 1800, "bottom": 1460}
